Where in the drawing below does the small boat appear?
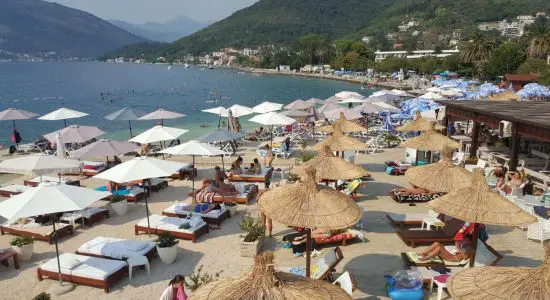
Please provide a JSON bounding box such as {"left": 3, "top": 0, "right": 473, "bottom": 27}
{"left": 205, "top": 99, "right": 217, "bottom": 104}
{"left": 168, "top": 65, "right": 172, "bottom": 70}
{"left": 208, "top": 66, "right": 214, "bottom": 70}
{"left": 184, "top": 64, "right": 190, "bottom": 69}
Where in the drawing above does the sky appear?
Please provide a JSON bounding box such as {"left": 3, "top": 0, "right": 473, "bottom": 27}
{"left": 46, "top": 0, "right": 258, "bottom": 23}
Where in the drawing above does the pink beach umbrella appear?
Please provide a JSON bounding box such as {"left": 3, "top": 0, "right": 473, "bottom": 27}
{"left": 284, "top": 99, "right": 313, "bottom": 110}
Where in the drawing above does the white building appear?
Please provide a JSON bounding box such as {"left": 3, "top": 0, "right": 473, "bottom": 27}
{"left": 279, "top": 65, "right": 291, "bottom": 71}
{"left": 374, "top": 48, "right": 460, "bottom": 61}
{"left": 243, "top": 48, "right": 260, "bottom": 57}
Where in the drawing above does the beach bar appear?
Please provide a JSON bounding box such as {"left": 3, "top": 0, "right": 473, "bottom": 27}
{"left": 439, "top": 101, "right": 550, "bottom": 172}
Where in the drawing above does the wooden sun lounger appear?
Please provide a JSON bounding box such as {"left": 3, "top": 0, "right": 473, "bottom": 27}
{"left": 395, "top": 218, "right": 464, "bottom": 248}
{"left": 228, "top": 168, "right": 273, "bottom": 188}
{"left": 75, "top": 239, "right": 158, "bottom": 262}
{"left": 61, "top": 209, "right": 110, "bottom": 227}
{"left": 385, "top": 214, "right": 426, "bottom": 230}
{"left": 134, "top": 219, "right": 209, "bottom": 243}
{"left": 189, "top": 185, "right": 258, "bottom": 205}
{"left": 24, "top": 177, "right": 80, "bottom": 187}
{"left": 162, "top": 209, "right": 230, "bottom": 226}
{"left": 0, "top": 223, "right": 74, "bottom": 244}
{"left": 0, "top": 184, "right": 32, "bottom": 197}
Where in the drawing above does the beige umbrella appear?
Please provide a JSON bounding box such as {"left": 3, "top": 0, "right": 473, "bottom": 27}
{"left": 313, "top": 123, "right": 366, "bottom": 152}
{"left": 319, "top": 112, "right": 367, "bottom": 133}
{"left": 190, "top": 252, "right": 351, "bottom": 300}
{"left": 401, "top": 123, "right": 459, "bottom": 152}
{"left": 405, "top": 146, "right": 473, "bottom": 193}
{"left": 296, "top": 145, "right": 369, "bottom": 181}
{"left": 447, "top": 243, "right": 550, "bottom": 300}
{"left": 396, "top": 112, "right": 445, "bottom": 132}
{"left": 259, "top": 166, "right": 362, "bottom": 277}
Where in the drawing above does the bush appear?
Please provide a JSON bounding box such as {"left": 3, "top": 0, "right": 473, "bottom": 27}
{"left": 184, "top": 265, "right": 223, "bottom": 291}
{"left": 156, "top": 233, "right": 178, "bottom": 248}
{"left": 10, "top": 236, "right": 33, "bottom": 247}
{"left": 239, "top": 215, "right": 266, "bottom": 242}
{"left": 32, "top": 293, "right": 51, "bottom": 300}
{"left": 301, "top": 151, "right": 315, "bottom": 162}
{"left": 110, "top": 194, "right": 126, "bottom": 203}
{"left": 286, "top": 172, "right": 301, "bottom": 183}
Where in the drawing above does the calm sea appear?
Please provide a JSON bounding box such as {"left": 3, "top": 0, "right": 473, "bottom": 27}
{"left": 0, "top": 62, "right": 370, "bottom": 144}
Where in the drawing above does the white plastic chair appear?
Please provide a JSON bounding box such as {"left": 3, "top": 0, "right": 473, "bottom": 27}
{"left": 333, "top": 271, "right": 354, "bottom": 296}
{"left": 527, "top": 217, "right": 550, "bottom": 246}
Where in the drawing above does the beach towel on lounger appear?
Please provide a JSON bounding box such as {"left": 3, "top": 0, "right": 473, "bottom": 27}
{"left": 195, "top": 189, "right": 215, "bottom": 203}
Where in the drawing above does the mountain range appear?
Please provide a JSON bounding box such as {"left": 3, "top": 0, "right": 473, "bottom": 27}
{"left": 0, "top": 0, "right": 145, "bottom": 57}
{"left": 161, "top": 0, "right": 550, "bottom": 56}
{"left": 110, "top": 16, "right": 213, "bottom": 43}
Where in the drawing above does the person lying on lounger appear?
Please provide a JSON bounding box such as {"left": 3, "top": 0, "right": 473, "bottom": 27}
{"left": 392, "top": 187, "right": 433, "bottom": 195}
{"left": 290, "top": 228, "right": 347, "bottom": 245}
{"left": 417, "top": 223, "right": 475, "bottom": 262}
{"left": 180, "top": 203, "right": 222, "bottom": 214}
{"left": 194, "top": 179, "right": 238, "bottom": 196}
{"left": 228, "top": 162, "right": 242, "bottom": 175}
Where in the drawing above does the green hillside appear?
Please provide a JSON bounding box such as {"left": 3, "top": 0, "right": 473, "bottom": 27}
{"left": 160, "top": 0, "right": 549, "bottom": 56}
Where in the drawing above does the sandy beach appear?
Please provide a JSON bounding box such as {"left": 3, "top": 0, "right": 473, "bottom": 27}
{"left": 0, "top": 142, "right": 545, "bottom": 300}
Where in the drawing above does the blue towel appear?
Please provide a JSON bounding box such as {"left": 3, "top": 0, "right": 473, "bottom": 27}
{"left": 113, "top": 189, "right": 130, "bottom": 196}
{"left": 95, "top": 186, "right": 108, "bottom": 191}
{"left": 534, "top": 206, "right": 549, "bottom": 219}
{"left": 195, "top": 203, "right": 210, "bottom": 213}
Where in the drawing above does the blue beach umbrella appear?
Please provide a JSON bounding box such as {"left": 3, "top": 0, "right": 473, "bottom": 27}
{"left": 384, "top": 113, "right": 394, "bottom": 132}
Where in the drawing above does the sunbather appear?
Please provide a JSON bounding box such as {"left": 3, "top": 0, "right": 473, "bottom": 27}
{"left": 392, "top": 187, "right": 432, "bottom": 195}
{"left": 247, "top": 158, "right": 262, "bottom": 175}
{"left": 291, "top": 228, "right": 347, "bottom": 245}
{"left": 180, "top": 203, "right": 222, "bottom": 214}
{"left": 228, "top": 162, "right": 242, "bottom": 175}
{"left": 417, "top": 223, "right": 475, "bottom": 262}
{"left": 500, "top": 170, "right": 527, "bottom": 195}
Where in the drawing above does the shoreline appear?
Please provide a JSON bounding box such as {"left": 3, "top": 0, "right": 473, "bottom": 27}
{"left": 237, "top": 67, "right": 412, "bottom": 90}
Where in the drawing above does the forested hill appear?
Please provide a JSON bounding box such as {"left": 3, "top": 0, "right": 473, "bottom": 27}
{"left": 160, "top": 0, "right": 549, "bottom": 56}
{"left": 0, "top": 0, "right": 145, "bottom": 57}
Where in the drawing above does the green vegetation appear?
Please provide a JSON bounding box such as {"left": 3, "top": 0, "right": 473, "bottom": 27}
{"left": 10, "top": 236, "right": 33, "bottom": 247}
{"left": 156, "top": 233, "right": 178, "bottom": 248}
{"left": 239, "top": 215, "right": 265, "bottom": 243}
{"left": 99, "top": 42, "right": 168, "bottom": 61}
{"left": 32, "top": 293, "right": 51, "bottom": 300}
{"left": 184, "top": 265, "right": 223, "bottom": 292}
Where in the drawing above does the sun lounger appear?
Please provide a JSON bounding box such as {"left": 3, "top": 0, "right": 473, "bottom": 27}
{"left": 279, "top": 247, "right": 344, "bottom": 281}
{"left": 315, "top": 229, "right": 362, "bottom": 247}
{"left": 82, "top": 161, "right": 108, "bottom": 177}
{"left": 60, "top": 207, "right": 110, "bottom": 227}
{"left": 96, "top": 186, "right": 145, "bottom": 203}
{"left": 389, "top": 188, "right": 444, "bottom": 203}
{"left": 170, "top": 165, "right": 196, "bottom": 180}
{"left": 37, "top": 253, "right": 127, "bottom": 293}
{"left": 76, "top": 236, "right": 157, "bottom": 261}
{"left": 162, "top": 203, "right": 230, "bottom": 225}
{"left": 386, "top": 213, "right": 430, "bottom": 229}
{"left": 132, "top": 177, "right": 168, "bottom": 192}
{"left": 395, "top": 218, "right": 464, "bottom": 248}
{"left": 24, "top": 176, "right": 80, "bottom": 187}
{"left": 1, "top": 222, "right": 74, "bottom": 244}
{"left": 134, "top": 214, "right": 209, "bottom": 243}
{"left": 189, "top": 183, "right": 258, "bottom": 204}
{"left": 228, "top": 167, "right": 273, "bottom": 188}
{"left": 0, "top": 184, "right": 32, "bottom": 197}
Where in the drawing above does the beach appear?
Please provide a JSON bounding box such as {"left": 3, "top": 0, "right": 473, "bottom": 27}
{"left": 0, "top": 142, "right": 544, "bottom": 299}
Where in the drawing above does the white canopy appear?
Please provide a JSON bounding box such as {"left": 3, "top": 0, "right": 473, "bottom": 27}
{"left": 202, "top": 106, "right": 228, "bottom": 116}
{"left": 318, "top": 102, "right": 342, "bottom": 114}
{"left": 338, "top": 97, "right": 366, "bottom": 104}
{"left": 70, "top": 139, "right": 138, "bottom": 159}
{"left": 0, "top": 108, "right": 38, "bottom": 120}
{"left": 249, "top": 112, "right": 297, "bottom": 126}
{"left": 0, "top": 183, "right": 111, "bottom": 221}
{"left": 160, "top": 140, "right": 229, "bottom": 156}
{"left": 369, "top": 92, "right": 399, "bottom": 101}
{"left": 38, "top": 108, "right": 89, "bottom": 121}
{"left": 335, "top": 91, "right": 363, "bottom": 99}
{"left": 305, "top": 98, "right": 325, "bottom": 105}
{"left": 104, "top": 107, "right": 142, "bottom": 121}
{"left": 420, "top": 92, "right": 445, "bottom": 100}
{"left": 390, "top": 89, "right": 414, "bottom": 97}
{"left": 352, "top": 103, "right": 385, "bottom": 114}
{"left": 0, "top": 154, "right": 83, "bottom": 176}
{"left": 284, "top": 99, "right": 312, "bottom": 110}
{"left": 44, "top": 125, "right": 105, "bottom": 143}
{"left": 324, "top": 108, "right": 363, "bottom": 120}
{"left": 129, "top": 125, "right": 188, "bottom": 144}
{"left": 94, "top": 156, "right": 185, "bottom": 183}
{"left": 372, "top": 102, "right": 401, "bottom": 113}
{"left": 139, "top": 109, "right": 185, "bottom": 120}
{"left": 252, "top": 101, "right": 283, "bottom": 113}
{"left": 220, "top": 105, "right": 254, "bottom": 117}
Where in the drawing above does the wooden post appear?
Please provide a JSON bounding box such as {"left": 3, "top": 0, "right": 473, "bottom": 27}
{"left": 509, "top": 122, "right": 520, "bottom": 171}
{"left": 443, "top": 114, "right": 449, "bottom": 137}
{"left": 470, "top": 121, "right": 480, "bottom": 158}
{"left": 305, "top": 228, "right": 312, "bottom": 278}
{"left": 469, "top": 223, "right": 480, "bottom": 268}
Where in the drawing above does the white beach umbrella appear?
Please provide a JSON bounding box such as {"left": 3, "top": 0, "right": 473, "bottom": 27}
{"left": 104, "top": 107, "right": 143, "bottom": 138}
{"left": 197, "top": 129, "right": 244, "bottom": 143}
{"left": 352, "top": 103, "right": 385, "bottom": 114}
{"left": 318, "top": 102, "right": 342, "bottom": 114}
{"left": 202, "top": 106, "right": 228, "bottom": 115}
{"left": 55, "top": 133, "right": 66, "bottom": 159}
{"left": 390, "top": 89, "right": 414, "bottom": 97}
{"left": 426, "top": 87, "right": 444, "bottom": 93}
{"left": 305, "top": 98, "right": 325, "bottom": 105}
{"left": 372, "top": 102, "right": 401, "bottom": 113}
{"left": 249, "top": 112, "right": 297, "bottom": 145}
{"left": 129, "top": 125, "right": 188, "bottom": 144}
{"left": 220, "top": 105, "right": 254, "bottom": 117}
{"left": 0, "top": 154, "right": 83, "bottom": 176}
{"left": 368, "top": 93, "right": 399, "bottom": 102}
{"left": 160, "top": 140, "right": 230, "bottom": 193}
{"left": 70, "top": 139, "right": 138, "bottom": 159}
{"left": 440, "top": 89, "right": 464, "bottom": 97}
{"left": 338, "top": 97, "right": 367, "bottom": 104}
{"left": 139, "top": 108, "right": 186, "bottom": 122}
{"left": 0, "top": 108, "right": 39, "bottom": 145}
{"left": 335, "top": 91, "right": 363, "bottom": 99}
{"left": 324, "top": 108, "right": 363, "bottom": 120}
{"left": 0, "top": 182, "right": 111, "bottom": 284}
{"left": 284, "top": 99, "right": 312, "bottom": 110}
{"left": 39, "top": 108, "right": 89, "bottom": 127}
{"left": 324, "top": 96, "right": 342, "bottom": 103}
{"left": 420, "top": 92, "right": 445, "bottom": 100}
{"left": 44, "top": 125, "right": 105, "bottom": 144}
{"left": 253, "top": 101, "right": 283, "bottom": 113}
{"left": 94, "top": 157, "right": 185, "bottom": 234}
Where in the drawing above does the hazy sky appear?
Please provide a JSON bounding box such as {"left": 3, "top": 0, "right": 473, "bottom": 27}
{"left": 46, "top": 0, "right": 258, "bottom": 23}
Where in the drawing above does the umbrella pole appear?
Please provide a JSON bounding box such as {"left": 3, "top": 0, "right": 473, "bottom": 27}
{"left": 63, "top": 119, "right": 67, "bottom": 128}
{"left": 306, "top": 228, "right": 312, "bottom": 278}
{"left": 270, "top": 125, "right": 273, "bottom": 148}
{"left": 128, "top": 120, "right": 133, "bottom": 138}
{"left": 469, "top": 223, "right": 480, "bottom": 268}
{"left": 145, "top": 179, "right": 151, "bottom": 236}
{"left": 51, "top": 215, "right": 63, "bottom": 284}
{"left": 221, "top": 155, "right": 225, "bottom": 170}
{"left": 192, "top": 156, "right": 195, "bottom": 193}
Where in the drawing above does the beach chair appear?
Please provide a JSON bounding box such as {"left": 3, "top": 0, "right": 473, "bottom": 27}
{"left": 279, "top": 247, "right": 344, "bottom": 281}
{"left": 1, "top": 221, "right": 74, "bottom": 244}
{"left": 527, "top": 216, "right": 550, "bottom": 246}
{"left": 76, "top": 236, "right": 157, "bottom": 261}
{"left": 342, "top": 179, "right": 362, "bottom": 200}
{"left": 16, "top": 143, "right": 43, "bottom": 153}
{"left": 162, "top": 203, "right": 231, "bottom": 226}
{"left": 395, "top": 217, "right": 464, "bottom": 248}
{"left": 37, "top": 253, "right": 127, "bottom": 293}
{"left": 385, "top": 210, "right": 440, "bottom": 230}
{"left": 134, "top": 214, "right": 209, "bottom": 243}
{"left": 333, "top": 271, "right": 356, "bottom": 296}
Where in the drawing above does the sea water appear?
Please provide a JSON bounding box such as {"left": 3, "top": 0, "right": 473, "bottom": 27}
{"left": 0, "top": 62, "right": 371, "bottom": 144}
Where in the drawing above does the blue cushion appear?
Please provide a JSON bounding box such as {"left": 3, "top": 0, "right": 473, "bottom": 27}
{"left": 386, "top": 166, "right": 397, "bottom": 175}
{"left": 95, "top": 186, "right": 107, "bottom": 191}
{"left": 113, "top": 189, "right": 130, "bottom": 196}
{"left": 388, "top": 289, "right": 424, "bottom": 300}
{"left": 534, "top": 206, "right": 549, "bottom": 219}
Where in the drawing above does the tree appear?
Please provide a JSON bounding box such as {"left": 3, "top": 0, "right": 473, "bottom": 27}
{"left": 332, "top": 39, "right": 374, "bottom": 70}
{"left": 526, "top": 17, "right": 550, "bottom": 59}
{"left": 295, "top": 34, "right": 330, "bottom": 66}
{"left": 485, "top": 43, "right": 526, "bottom": 77}
{"left": 516, "top": 58, "right": 548, "bottom": 74}
{"left": 459, "top": 30, "right": 495, "bottom": 64}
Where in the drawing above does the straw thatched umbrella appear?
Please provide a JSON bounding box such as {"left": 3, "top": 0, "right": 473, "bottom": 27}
{"left": 258, "top": 166, "right": 362, "bottom": 277}
{"left": 447, "top": 242, "right": 550, "bottom": 300}
{"left": 488, "top": 90, "right": 520, "bottom": 101}
{"left": 190, "top": 252, "right": 352, "bottom": 300}
{"left": 428, "top": 168, "right": 537, "bottom": 267}
{"left": 396, "top": 112, "right": 445, "bottom": 132}
{"left": 296, "top": 145, "right": 369, "bottom": 182}
{"left": 401, "top": 123, "right": 460, "bottom": 152}
{"left": 319, "top": 112, "right": 367, "bottom": 133}
{"left": 405, "top": 146, "right": 473, "bottom": 193}
{"left": 313, "top": 123, "right": 366, "bottom": 153}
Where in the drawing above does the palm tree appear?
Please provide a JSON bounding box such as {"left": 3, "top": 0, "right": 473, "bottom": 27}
{"left": 527, "top": 21, "right": 550, "bottom": 59}
{"left": 459, "top": 31, "right": 495, "bottom": 64}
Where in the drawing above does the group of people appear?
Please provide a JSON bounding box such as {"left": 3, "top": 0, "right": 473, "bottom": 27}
{"left": 493, "top": 167, "right": 532, "bottom": 195}
{"left": 228, "top": 155, "right": 265, "bottom": 176}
